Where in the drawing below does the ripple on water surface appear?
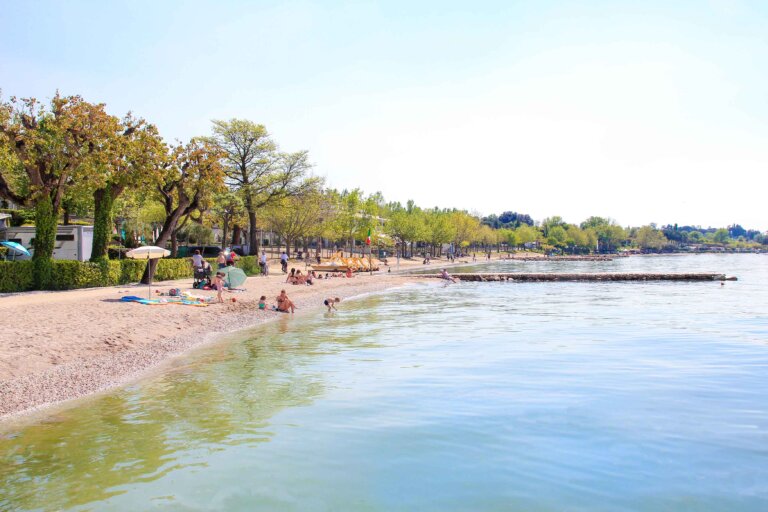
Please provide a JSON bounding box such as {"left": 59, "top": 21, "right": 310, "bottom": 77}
{"left": 1, "top": 254, "right": 768, "bottom": 511}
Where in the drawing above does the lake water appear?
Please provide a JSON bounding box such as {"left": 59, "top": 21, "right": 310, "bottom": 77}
{"left": 2, "top": 254, "right": 768, "bottom": 511}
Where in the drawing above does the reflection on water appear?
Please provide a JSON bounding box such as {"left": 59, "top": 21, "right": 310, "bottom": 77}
{"left": 1, "top": 255, "right": 768, "bottom": 511}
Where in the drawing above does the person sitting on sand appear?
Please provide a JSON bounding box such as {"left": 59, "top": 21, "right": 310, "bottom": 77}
{"left": 345, "top": 268, "right": 353, "bottom": 278}
{"left": 294, "top": 270, "right": 307, "bottom": 285}
{"left": 440, "top": 268, "right": 456, "bottom": 283}
{"left": 324, "top": 297, "right": 341, "bottom": 312}
{"left": 286, "top": 268, "right": 297, "bottom": 284}
{"left": 276, "top": 289, "right": 295, "bottom": 313}
{"left": 212, "top": 272, "right": 226, "bottom": 302}
{"left": 258, "top": 295, "right": 267, "bottom": 310}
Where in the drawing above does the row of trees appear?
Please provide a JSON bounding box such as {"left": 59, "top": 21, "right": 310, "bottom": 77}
{"left": 2, "top": 93, "right": 765, "bottom": 288}
{"left": 0, "top": 94, "right": 316, "bottom": 286}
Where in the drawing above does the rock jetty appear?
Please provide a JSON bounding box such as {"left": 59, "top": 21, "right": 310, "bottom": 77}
{"left": 417, "top": 273, "right": 736, "bottom": 282}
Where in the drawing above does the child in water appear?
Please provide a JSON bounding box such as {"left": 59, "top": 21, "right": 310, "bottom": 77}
{"left": 324, "top": 297, "right": 341, "bottom": 312}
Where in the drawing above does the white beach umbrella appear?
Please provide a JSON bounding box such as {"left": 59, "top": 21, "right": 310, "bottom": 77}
{"left": 126, "top": 246, "right": 171, "bottom": 298}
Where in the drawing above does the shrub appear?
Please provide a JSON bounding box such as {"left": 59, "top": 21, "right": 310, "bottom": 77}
{"left": 0, "top": 261, "right": 35, "bottom": 293}
{"left": 238, "top": 256, "right": 260, "bottom": 276}
{"left": 0, "top": 254, "right": 260, "bottom": 293}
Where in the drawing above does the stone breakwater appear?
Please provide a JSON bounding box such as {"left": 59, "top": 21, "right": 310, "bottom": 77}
{"left": 504, "top": 256, "right": 616, "bottom": 261}
{"left": 416, "top": 273, "right": 736, "bottom": 282}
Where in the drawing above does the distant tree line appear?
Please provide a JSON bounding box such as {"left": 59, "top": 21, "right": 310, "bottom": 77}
{"left": 1, "top": 91, "right": 766, "bottom": 286}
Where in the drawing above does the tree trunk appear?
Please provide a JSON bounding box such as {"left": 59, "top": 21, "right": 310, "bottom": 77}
{"left": 91, "top": 186, "right": 120, "bottom": 262}
{"left": 63, "top": 205, "right": 71, "bottom": 226}
{"left": 248, "top": 210, "right": 258, "bottom": 255}
{"left": 171, "top": 230, "right": 179, "bottom": 257}
{"left": 32, "top": 192, "right": 57, "bottom": 289}
{"left": 140, "top": 200, "right": 188, "bottom": 284}
{"left": 232, "top": 224, "right": 241, "bottom": 247}
{"left": 221, "top": 217, "right": 229, "bottom": 250}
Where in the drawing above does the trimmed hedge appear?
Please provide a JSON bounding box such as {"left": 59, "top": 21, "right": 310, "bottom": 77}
{"left": 0, "top": 261, "right": 35, "bottom": 293}
{"left": 0, "top": 256, "right": 260, "bottom": 293}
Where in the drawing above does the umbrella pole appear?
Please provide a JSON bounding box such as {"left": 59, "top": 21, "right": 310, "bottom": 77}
{"left": 148, "top": 253, "right": 151, "bottom": 299}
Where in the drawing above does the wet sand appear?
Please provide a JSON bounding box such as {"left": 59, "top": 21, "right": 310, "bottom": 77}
{"left": 0, "top": 255, "right": 487, "bottom": 421}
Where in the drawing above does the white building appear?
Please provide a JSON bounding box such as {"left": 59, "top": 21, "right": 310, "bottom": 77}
{"left": 0, "top": 225, "right": 94, "bottom": 261}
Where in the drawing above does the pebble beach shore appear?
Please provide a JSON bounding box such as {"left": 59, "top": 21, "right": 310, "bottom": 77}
{"left": 0, "top": 264, "right": 426, "bottom": 422}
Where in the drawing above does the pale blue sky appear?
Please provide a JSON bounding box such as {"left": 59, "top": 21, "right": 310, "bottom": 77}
{"left": 2, "top": 0, "right": 766, "bottom": 229}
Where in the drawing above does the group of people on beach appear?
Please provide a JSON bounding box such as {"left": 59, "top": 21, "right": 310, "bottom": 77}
{"left": 255, "top": 290, "right": 341, "bottom": 314}
{"left": 190, "top": 249, "right": 241, "bottom": 303}
{"left": 188, "top": 248, "right": 345, "bottom": 311}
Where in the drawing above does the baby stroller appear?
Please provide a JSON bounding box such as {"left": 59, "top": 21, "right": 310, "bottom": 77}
{"left": 193, "top": 264, "right": 212, "bottom": 289}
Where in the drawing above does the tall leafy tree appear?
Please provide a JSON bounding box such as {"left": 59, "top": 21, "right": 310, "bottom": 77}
{"left": 204, "top": 119, "right": 312, "bottom": 255}
{"left": 0, "top": 93, "right": 114, "bottom": 286}
{"left": 141, "top": 139, "right": 224, "bottom": 282}
{"left": 633, "top": 225, "right": 668, "bottom": 252}
{"left": 89, "top": 115, "right": 165, "bottom": 261}
{"left": 263, "top": 183, "right": 330, "bottom": 257}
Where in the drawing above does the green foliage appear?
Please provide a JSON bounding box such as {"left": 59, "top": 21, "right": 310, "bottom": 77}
{"left": 710, "top": 228, "right": 730, "bottom": 244}
{"left": 0, "top": 208, "right": 35, "bottom": 226}
{"left": 237, "top": 256, "right": 260, "bottom": 276}
{"left": 0, "top": 256, "right": 259, "bottom": 293}
{"left": 91, "top": 188, "right": 116, "bottom": 262}
{"left": 48, "top": 260, "right": 119, "bottom": 290}
{"left": 0, "top": 260, "right": 35, "bottom": 292}
{"left": 33, "top": 195, "right": 56, "bottom": 288}
{"left": 633, "top": 225, "right": 668, "bottom": 251}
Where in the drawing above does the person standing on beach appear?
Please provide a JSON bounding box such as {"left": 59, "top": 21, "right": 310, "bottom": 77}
{"left": 259, "top": 250, "right": 268, "bottom": 276}
{"left": 212, "top": 272, "right": 226, "bottom": 302}
{"left": 190, "top": 249, "right": 204, "bottom": 270}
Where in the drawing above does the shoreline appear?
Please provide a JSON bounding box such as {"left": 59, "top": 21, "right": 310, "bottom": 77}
{"left": 0, "top": 256, "right": 474, "bottom": 424}
{"left": 3, "top": 250, "right": 695, "bottom": 424}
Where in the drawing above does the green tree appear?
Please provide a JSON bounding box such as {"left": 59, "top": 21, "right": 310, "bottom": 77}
{"left": 263, "top": 184, "right": 330, "bottom": 257}
{"left": 547, "top": 225, "right": 568, "bottom": 248}
{"left": 141, "top": 140, "right": 224, "bottom": 283}
{"left": 209, "top": 189, "right": 247, "bottom": 249}
{"left": 0, "top": 94, "right": 115, "bottom": 287}
{"left": 633, "top": 225, "right": 668, "bottom": 252}
{"left": 89, "top": 115, "right": 165, "bottom": 261}
{"left": 711, "top": 228, "right": 730, "bottom": 244}
{"left": 204, "top": 119, "right": 312, "bottom": 255}
{"left": 423, "top": 209, "right": 456, "bottom": 256}
{"left": 385, "top": 202, "right": 427, "bottom": 258}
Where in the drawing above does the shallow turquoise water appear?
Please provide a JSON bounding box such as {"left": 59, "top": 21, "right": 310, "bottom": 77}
{"left": 2, "top": 254, "right": 768, "bottom": 511}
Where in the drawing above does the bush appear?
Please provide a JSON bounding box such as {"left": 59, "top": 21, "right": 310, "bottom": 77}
{"left": 48, "top": 260, "right": 120, "bottom": 290}
{"left": 238, "top": 256, "right": 260, "bottom": 276}
{"left": 154, "top": 258, "right": 197, "bottom": 281}
{"left": 0, "top": 255, "right": 260, "bottom": 293}
{"left": 0, "top": 261, "right": 35, "bottom": 293}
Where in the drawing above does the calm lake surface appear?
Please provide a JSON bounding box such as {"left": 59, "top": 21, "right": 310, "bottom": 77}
{"left": 2, "top": 254, "right": 768, "bottom": 511}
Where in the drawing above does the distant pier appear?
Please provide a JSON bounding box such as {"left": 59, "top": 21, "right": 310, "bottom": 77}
{"left": 414, "top": 273, "right": 737, "bottom": 282}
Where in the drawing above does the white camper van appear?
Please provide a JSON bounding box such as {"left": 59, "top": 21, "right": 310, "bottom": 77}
{"left": 0, "top": 225, "right": 94, "bottom": 261}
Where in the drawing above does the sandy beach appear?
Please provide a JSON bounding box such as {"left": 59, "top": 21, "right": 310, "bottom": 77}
{"left": 0, "top": 255, "right": 492, "bottom": 421}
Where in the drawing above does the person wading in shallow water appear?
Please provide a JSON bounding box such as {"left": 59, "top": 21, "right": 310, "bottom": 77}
{"left": 440, "top": 268, "right": 457, "bottom": 283}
